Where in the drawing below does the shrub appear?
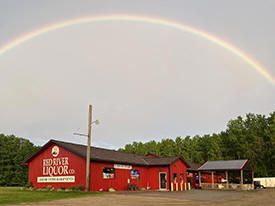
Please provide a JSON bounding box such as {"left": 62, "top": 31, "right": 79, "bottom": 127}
{"left": 69, "top": 185, "right": 76, "bottom": 191}
{"left": 24, "top": 182, "right": 32, "bottom": 188}
{"left": 60, "top": 186, "right": 66, "bottom": 191}
{"left": 75, "top": 185, "right": 84, "bottom": 191}
{"left": 46, "top": 185, "right": 53, "bottom": 191}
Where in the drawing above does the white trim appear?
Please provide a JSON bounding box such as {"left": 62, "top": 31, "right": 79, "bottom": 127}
{"left": 159, "top": 172, "right": 167, "bottom": 190}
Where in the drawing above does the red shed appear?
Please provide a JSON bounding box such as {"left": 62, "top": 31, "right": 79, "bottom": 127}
{"left": 24, "top": 139, "right": 190, "bottom": 191}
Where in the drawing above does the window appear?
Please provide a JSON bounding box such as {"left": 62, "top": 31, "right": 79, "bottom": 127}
{"left": 180, "top": 173, "right": 184, "bottom": 182}
{"left": 131, "top": 169, "right": 140, "bottom": 180}
{"left": 103, "top": 167, "right": 115, "bottom": 179}
{"left": 173, "top": 173, "right": 177, "bottom": 182}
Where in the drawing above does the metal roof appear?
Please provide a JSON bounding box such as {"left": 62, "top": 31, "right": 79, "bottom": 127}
{"left": 198, "top": 160, "right": 252, "bottom": 171}
{"left": 25, "top": 139, "right": 190, "bottom": 167}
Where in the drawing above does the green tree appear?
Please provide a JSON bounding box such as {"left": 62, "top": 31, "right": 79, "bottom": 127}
{"left": 0, "top": 134, "right": 40, "bottom": 186}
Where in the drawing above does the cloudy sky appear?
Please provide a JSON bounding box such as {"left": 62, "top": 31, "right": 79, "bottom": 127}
{"left": 0, "top": 0, "right": 274, "bottom": 149}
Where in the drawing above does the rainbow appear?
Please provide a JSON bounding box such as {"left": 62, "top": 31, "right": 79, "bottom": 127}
{"left": 0, "top": 14, "right": 274, "bottom": 86}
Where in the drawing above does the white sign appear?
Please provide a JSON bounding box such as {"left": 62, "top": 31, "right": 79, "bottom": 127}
{"left": 37, "top": 176, "right": 75, "bottom": 183}
{"left": 114, "top": 164, "right": 132, "bottom": 170}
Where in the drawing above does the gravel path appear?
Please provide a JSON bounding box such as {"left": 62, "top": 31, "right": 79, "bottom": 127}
{"left": 10, "top": 189, "right": 275, "bottom": 206}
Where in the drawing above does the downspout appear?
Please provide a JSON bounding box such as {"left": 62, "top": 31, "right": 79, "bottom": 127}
{"left": 168, "top": 165, "right": 171, "bottom": 191}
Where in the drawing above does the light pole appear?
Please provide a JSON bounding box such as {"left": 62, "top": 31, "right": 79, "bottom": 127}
{"left": 73, "top": 105, "right": 99, "bottom": 192}
{"left": 86, "top": 105, "right": 92, "bottom": 192}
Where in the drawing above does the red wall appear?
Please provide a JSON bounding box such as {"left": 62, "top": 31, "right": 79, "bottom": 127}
{"left": 28, "top": 144, "right": 86, "bottom": 189}
{"left": 201, "top": 173, "right": 221, "bottom": 183}
{"left": 147, "top": 166, "right": 169, "bottom": 190}
{"left": 90, "top": 162, "right": 151, "bottom": 191}
{"left": 188, "top": 172, "right": 221, "bottom": 188}
{"left": 169, "top": 159, "right": 188, "bottom": 190}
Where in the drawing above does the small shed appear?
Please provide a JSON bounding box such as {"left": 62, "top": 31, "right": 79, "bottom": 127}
{"left": 198, "top": 160, "right": 254, "bottom": 190}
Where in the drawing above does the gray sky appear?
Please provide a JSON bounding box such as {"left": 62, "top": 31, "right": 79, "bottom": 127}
{"left": 0, "top": 0, "right": 274, "bottom": 149}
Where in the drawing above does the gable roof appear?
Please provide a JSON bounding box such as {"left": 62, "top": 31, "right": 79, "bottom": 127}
{"left": 198, "top": 160, "right": 252, "bottom": 171}
{"left": 24, "top": 139, "right": 190, "bottom": 167}
{"left": 185, "top": 160, "right": 200, "bottom": 172}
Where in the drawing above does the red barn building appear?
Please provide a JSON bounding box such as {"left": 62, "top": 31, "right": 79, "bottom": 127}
{"left": 24, "top": 139, "right": 191, "bottom": 191}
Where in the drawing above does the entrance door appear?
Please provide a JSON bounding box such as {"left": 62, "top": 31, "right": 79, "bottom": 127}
{"left": 159, "top": 172, "right": 167, "bottom": 190}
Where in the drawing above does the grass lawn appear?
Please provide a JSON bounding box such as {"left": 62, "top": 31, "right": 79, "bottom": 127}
{"left": 0, "top": 187, "right": 103, "bottom": 205}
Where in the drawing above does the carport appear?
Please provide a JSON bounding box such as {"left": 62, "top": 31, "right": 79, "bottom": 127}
{"left": 198, "top": 159, "right": 254, "bottom": 190}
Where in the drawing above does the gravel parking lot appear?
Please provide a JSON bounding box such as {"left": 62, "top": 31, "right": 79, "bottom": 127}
{"left": 12, "top": 189, "right": 275, "bottom": 206}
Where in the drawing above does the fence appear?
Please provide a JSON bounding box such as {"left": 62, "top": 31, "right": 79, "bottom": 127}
{"left": 200, "top": 183, "right": 253, "bottom": 190}
{"left": 254, "top": 177, "right": 275, "bottom": 187}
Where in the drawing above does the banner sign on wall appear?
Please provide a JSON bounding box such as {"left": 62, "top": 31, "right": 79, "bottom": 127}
{"left": 114, "top": 164, "right": 132, "bottom": 170}
{"left": 37, "top": 176, "right": 75, "bottom": 183}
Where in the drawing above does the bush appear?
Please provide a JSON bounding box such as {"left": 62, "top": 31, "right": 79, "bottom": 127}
{"left": 69, "top": 185, "right": 84, "bottom": 191}
{"left": 60, "top": 186, "right": 66, "bottom": 191}
{"left": 46, "top": 185, "right": 53, "bottom": 191}
{"left": 24, "top": 182, "right": 33, "bottom": 188}
{"left": 69, "top": 185, "right": 76, "bottom": 191}
{"left": 75, "top": 185, "right": 84, "bottom": 191}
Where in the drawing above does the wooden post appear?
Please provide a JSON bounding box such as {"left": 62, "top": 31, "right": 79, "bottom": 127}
{"left": 199, "top": 172, "right": 201, "bottom": 188}
{"left": 252, "top": 170, "right": 254, "bottom": 189}
{"left": 85, "top": 105, "right": 92, "bottom": 192}
{"left": 211, "top": 171, "right": 214, "bottom": 189}
{"left": 240, "top": 169, "right": 243, "bottom": 190}
{"left": 226, "top": 171, "right": 229, "bottom": 189}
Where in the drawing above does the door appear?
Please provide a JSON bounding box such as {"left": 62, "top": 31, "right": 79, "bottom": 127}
{"left": 159, "top": 172, "right": 167, "bottom": 190}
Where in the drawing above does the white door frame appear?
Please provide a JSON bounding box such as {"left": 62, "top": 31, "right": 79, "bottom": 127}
{"left": 159, "top": 172, "right": 167, "bottom": 190}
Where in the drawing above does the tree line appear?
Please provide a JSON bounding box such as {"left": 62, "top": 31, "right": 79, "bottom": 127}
{"left": 0, "top": 111, "right": 274, "bottom": 186}
{"left": 0, "top": 134, "right": 40, "bottom": 186}
{"left": 119, "top": 112, "right": 275, "bottom": 177}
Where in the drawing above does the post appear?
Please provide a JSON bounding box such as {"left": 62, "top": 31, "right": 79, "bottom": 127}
{"left": 240, "top": 169, "right": 243, "bottom": 190}
{"left": 168, "top": 166, "right": 171, "bottom": 191}
{"left": 211, "top": 171, "right": 214, "bottom": 189}
{"left": 85, "top": 105, "right": 92, "bottom": 192}
{"left": 199, "top": 172, "right": 201, "bottom": 188}
{"left": 226, "top": 171, "right": 229, "bottom": 189}
{"left": 252, "top": 170, "right": 254, "bottom": 189}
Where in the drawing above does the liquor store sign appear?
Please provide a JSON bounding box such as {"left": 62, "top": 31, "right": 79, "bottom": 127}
{"left": 37, "top": 146, "right": 75, "bottom": 183}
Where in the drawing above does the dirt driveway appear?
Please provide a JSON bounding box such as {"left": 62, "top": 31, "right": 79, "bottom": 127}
{"left": 13, "top": 189, "right": 275, "bottom": 206}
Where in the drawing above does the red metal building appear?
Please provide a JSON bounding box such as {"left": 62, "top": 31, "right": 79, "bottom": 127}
{"left": 24, "top": 139, "right": 190, "bottom": 191}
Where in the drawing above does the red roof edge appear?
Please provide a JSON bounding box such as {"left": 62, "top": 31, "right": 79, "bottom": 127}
{"left": 240, "top": 159, "right": 249, "bottom": 169}
{"left": 24, "top": 139, "right": 55, "bottom": 165}
{"left": 197, "top": 161, "right": 208, "bottom": 170}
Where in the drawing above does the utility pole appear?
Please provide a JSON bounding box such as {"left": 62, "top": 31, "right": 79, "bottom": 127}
{"left": 73, "top": 105, "right": 99, "bottom": 192}
{"left": 85, "top": 105, "right": 92, "bottom": 192}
